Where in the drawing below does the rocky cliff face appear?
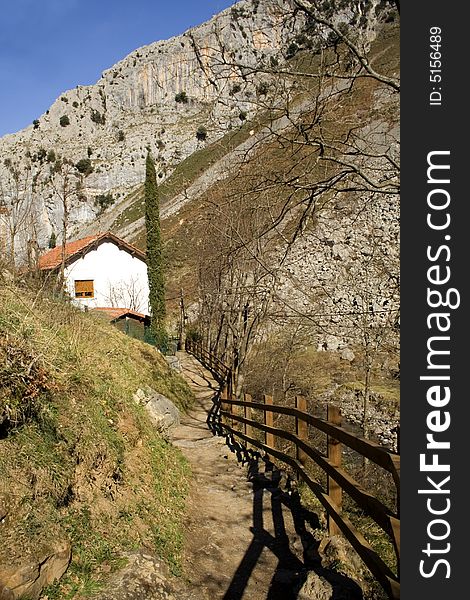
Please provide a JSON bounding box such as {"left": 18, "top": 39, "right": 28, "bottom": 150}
{"left": 0, "top": 0, "right": 395, "bottom": 256}
{"left": 0, "top": 0, "right": 308, "bottom": 251}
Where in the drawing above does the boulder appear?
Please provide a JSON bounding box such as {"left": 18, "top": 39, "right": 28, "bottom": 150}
{"left": 164, "top": 355, "right": 182, "bottom": 373}
{"left": 93, "top": 550, "right": 191, "bottom": 600}
{"left": 0, "top": 541, "right": 71, "bottom": 600}
{"left": 133, "top": 387, "right": 180, "bottom": 436}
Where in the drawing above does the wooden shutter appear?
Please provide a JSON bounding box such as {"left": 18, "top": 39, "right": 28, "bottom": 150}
{"left": 75, "top": 280, "right": 94, "bottom": 298}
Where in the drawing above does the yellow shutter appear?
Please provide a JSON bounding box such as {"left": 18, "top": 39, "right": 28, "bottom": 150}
{"left": 75, "top": 280, "right": 94, "bottom": 298}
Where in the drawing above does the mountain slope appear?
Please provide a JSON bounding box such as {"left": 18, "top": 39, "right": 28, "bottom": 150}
{"left": 0, "top": 0, "right": 306, "bottom": 251}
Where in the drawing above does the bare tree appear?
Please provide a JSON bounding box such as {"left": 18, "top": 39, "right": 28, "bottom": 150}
{"left": 103, "top": 277, "right": 146, "bottom": 313}
{"left": 187, "top": 0, "right": 400, "bottom": 415}
{"left": 0, "top": 158, "right": 41, "bottom": 272}
{"left": 196, "top": 186, "right": 277, "bottom": 395}
{"left": 47, "top": 157, "right": 89, "bottom": 288}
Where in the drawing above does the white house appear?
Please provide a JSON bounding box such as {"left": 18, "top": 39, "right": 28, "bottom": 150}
{"left": 38, "top": 232, "right": 150, "bottom": 315}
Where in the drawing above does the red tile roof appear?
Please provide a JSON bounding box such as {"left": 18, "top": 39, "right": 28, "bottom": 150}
{"left": 92, "top": 307, "right": 149, "bottom": 321}
{"left": 38, "top": 232, "right": 146, "bottom": 270}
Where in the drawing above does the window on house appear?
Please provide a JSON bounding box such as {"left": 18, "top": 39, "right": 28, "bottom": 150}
{"left": 75, "top": 280, "right": 94, "bottom": 298}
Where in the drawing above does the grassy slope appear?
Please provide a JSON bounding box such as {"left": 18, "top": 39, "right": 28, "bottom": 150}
{"left": 111, "top": 115, "right": 268, "bottom": 235}
{"left": 0, "top": 282, "right": 194, "bottom": 598}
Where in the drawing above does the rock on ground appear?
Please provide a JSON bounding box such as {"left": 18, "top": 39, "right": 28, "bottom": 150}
{"left": 0, "top": 542, "right": 71, "bottom": 600}
{"left": 133, "top": 386, "right": 180, "bottom": 437}
{"left": 92, "top": 551, "right": 195, "bottom": 600}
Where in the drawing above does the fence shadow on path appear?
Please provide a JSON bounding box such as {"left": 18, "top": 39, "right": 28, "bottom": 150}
{"left": 206, "top": 391, "right": 364, "bottom": 600}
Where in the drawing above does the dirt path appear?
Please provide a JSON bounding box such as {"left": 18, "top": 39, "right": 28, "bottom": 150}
{"left": 172, "top": 352, "right": 363, "bottom": 600}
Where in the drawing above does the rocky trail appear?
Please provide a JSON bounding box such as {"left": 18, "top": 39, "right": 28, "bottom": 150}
{"left": 94, "top": 352, "right": 365, "bottom": 600}
{"left": 170, "top": 352, "right": 364, "bottom": 600}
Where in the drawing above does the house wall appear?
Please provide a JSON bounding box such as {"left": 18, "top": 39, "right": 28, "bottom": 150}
{"left": 64, "top": 242, "right": 150, "bottom": 314}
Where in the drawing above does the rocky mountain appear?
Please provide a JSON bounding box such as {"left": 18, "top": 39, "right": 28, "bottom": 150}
{"left": 0, "top": 0, "right": 396, "bottom": 252}
{"left": 0, "top": 0, "right": 399, "bottom": 367}
{"left": 0, "top": 0, "right": 311, "bottom": 250}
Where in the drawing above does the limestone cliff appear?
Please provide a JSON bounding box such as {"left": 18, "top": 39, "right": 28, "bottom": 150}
{"left": 0, "top": 0, "right": 395, "bottom": 255}
{"left": 0, "top": 0, "right": 307, "bottom": 251}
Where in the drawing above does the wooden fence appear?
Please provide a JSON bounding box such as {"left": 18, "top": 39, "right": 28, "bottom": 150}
{"left": 186, "top": 340, "right": 400, "bottom": 600}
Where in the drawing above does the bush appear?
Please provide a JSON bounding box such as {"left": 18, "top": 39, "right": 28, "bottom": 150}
{"left": 196, "top": 126, "right": 208, "bottom": 142}
{"left": 230, "top": 83, "right": 242, "bottom": 95}
{"left": 48, "top": 231, "right": 57, "bottom": 249}
{"left": 174, "top": 91, "right": 188, "bottom": 104}
{"left": 94, "top": 193, "right": 115, "bottom": 214}
{"left": 90, "top": 109, "right": 105, "bottom": 125}
{"left": 32, "top": 119, "right": 40, "bottom": 130}
{"left": 286, "top": 42, "right": 299, "bottom": 59}
{"left": 75, "top": 158, "right": 93, "bottom": 176}
{"left": 117, "top": 130, "right": 125, "bottom": 142}
{"left": 185, "top": 327, "right": 202, "bottom": 345}
{"left": 59, "top": 115, "right": 70, "bottom": 127}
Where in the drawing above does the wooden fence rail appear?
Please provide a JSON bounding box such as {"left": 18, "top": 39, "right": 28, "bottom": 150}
{"left": 186, "top": 340, "right": 400, "bottom": 600}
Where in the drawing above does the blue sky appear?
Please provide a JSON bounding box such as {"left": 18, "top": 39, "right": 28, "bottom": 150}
{"left": 0, "top": 0, "right": 235, "bottom": 137}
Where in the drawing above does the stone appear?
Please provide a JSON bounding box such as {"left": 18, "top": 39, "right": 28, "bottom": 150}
{"left": 0, "top": 541, "right": 71, "bottom": 600}
{"left": 297, "top": 572, "right": 333, "bottom": 600}
{"left": 164, "top": 356, "right": 182, "bottom": 372}
{"left": 340, "top": 348, "right": 355, "bottom": 362}
{"left": 133, "top": 387, "right": 180, "bottom": 436}
{"left": 0, "top": 585, "right": 14, "bottom": 600}
{"left": 93, "top": 550, "right": 191, "bottom": 600}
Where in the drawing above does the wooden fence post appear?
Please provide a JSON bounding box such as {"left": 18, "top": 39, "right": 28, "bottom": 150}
{"left": 295, "top": 396, "right": 308, "bottom": 465}
{"left": 264, "top": 394, "right": 275, "bottom": 450}
{"left": 229, "top": 372, "right": 235, "bottom": 427}
{"left": 220, "top": 386, "right": 228, "bottom": 427}
{"left": 327, "top": 405, "right": 342, "bottom": 537}
{"left": 244, "top": 393, "right": 253, "bottom": 447}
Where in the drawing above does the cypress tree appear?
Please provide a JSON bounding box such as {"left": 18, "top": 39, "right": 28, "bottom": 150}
{"left": 48, "top": 231, "right": 57, "bottom": 249}
{"left": 144, "top": 151, "right": 167, "bottom": 350}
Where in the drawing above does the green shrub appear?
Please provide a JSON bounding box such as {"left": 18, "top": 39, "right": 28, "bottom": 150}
{"left": 32, "top": 119, "right": 40, "bottom": 129}
{"left": 230, "top": 83, "right": 242, "bottom": 95}
{"left": 196, "top": 126, "right": 208, "bottom": 142}
{"left": 286, "top": 42, "right": 299, "bottom": 59}
{"left": 94, "top": 193, "right": 115, "bottom": 214}
{"left": 59, "top": 115, "right": 70, "bottom": 127}
{"left": 48, "top": 231, "right": 57, "bottom": 249}
{"left": 90, "top": 109, "right": 105, "bottom": 125}
{"left": 174, "top": 91, "right": 188, "bottom": 104}
{"left": 75, "top": 158, "right": 93, "bottom": 176}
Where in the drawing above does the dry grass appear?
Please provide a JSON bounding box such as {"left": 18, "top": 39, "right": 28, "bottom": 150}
{"left": 0, "top": 281, "right": 194, "bottom": 597}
